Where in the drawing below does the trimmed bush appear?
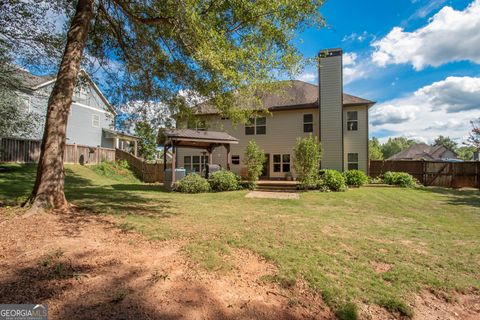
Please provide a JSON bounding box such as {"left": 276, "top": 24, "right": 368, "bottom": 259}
{"left": 244, "top": 140, "right": 265, "bottom": 181}
{"left": 293, "top": 135, "right": 322, "bottom": 188}
{"left": 174, "top": 174, "right": 211, "bottom": 193}
{"left": 320, "top": 169, "right": 347, "bottom": 192}
{"left": 343, "top": 170, "right": 369, "bottom": 187}
{"left": 209, "top": 170, "right": 240, "bottom": 192}
{"left": 239, "top": 180, "right": 256, "bottom": 190}
{"left": 383, "top": 171, "right": 417, "bottom": 188}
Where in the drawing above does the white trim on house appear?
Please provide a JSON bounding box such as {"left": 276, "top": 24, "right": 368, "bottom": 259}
{"left": 72, "top": 102, "right": 111, "bottom": 114}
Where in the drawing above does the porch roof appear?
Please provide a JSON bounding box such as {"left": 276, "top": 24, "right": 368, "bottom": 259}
{"left": 164, "top": 129, "right": 238, "bottom": 149}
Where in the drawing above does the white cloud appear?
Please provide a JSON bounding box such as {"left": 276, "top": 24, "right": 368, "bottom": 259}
{"left": 343, "top": 53, "right": 357, "bottom": 66}
{"left": 297, "top": 72, "right": 317, "bottom": 83}
{"left": 372, "top": 0, "right": 480, "bottom": 70}
{"left": 370, "top": 76, "right": 480, "bottom": 143}
{"left": 342, "top": 52, "right": 371, "bottom": 85}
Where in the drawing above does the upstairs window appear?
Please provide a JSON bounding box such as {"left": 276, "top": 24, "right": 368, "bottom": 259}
{"left": 347, "top": 111, "right": 358, "bottom": 131}
{"left": 347, "top": 153, "right": 359, "bottom": 170}
{"left": 303, "top": 114, "right": 313, "bottom": 133}
{"left": 245, "top": 117, "right": 266, "bottom": 135}
{"left": 273, "top": 154, "right": 291, "bottom": 173}
{"left": 92, "top": 114, "right": 100, "bottom": 127}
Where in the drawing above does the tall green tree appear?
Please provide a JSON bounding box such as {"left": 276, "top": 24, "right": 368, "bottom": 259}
{"left": 432, "top": 135, "right": 458, "bottom": 152}
{"left": 134, "top": 121, "right": 157, "bottom": 161}
{"left": 369, "top": 137, "right": 383, "bottom": 160}
{"left": 381, "top": 137, "right": 417, "bottom": 159}
{"left": 244, "top": 140, "right": 265, "bottom": 182}
{"left": 2, "top": 0, "right": 324, "bottom": 210}
{"left": 293, "top": 135, "right": 322, "bottom": 187}
{"left": 457, "top": 146, "right": 476, "bottom": 161}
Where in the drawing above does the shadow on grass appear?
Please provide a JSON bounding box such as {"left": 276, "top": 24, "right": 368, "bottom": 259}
{"left": 111, "top": 184, "right": 168, "bottom": 193}
{"left": 0, "top": 164, "right": 37, "bottom": 200}
{"left": 421, "top": 187, "right": 480, "bottom": 208}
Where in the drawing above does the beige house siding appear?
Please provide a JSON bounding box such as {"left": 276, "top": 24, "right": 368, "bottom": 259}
{"left": 319, "top": 55, "right": 344, "bottom": 171}
{"left": 176, "top": 108, "right": 319, "bottom": 179}
{"left": 343, "top": 106, "right": 369, "bottom": 172}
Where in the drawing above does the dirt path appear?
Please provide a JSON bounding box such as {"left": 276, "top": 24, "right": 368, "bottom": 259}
{"left": 0, "top": 209, "right": 478, "bottom": 320}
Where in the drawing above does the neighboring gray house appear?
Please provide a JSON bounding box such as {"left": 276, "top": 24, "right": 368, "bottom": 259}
{"left": 14, "top": 69, "right": 138, "bottom": 153}
{"left": 387, "top": 143, "right": 459, "bottom": 161}
{"left": 175, "top": 48, "right": 376, "bottom": 178}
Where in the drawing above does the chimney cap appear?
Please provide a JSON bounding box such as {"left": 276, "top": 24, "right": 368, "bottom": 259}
{"left": 318, "top": 48, "right": 343, "bottom": 58}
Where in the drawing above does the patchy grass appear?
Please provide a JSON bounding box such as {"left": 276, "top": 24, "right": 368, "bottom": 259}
{"left": 1, "top": 163, "right": 479, "bottom": 318}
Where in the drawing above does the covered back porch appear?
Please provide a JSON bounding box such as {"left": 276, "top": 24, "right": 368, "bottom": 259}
{"left": 163, "top": 129, "right": 239, "bottom": 186}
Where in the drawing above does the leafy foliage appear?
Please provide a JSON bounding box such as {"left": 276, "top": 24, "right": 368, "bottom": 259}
{"left": 369, "top": 137, "right": 383, "bottom": 160}
{"left": 293, "top": 135, "right": 322, "bottom": 187}
{"left": 457, "top": 145, "right": 477, "bottom": 160}
{"left": 174, "top": 174, "right": 211, "bottom": 193}
{"left": 433, "top": 135, "right": 458, "bottom": 152}
{"left": 383, "top": 171, "right": 417, "bottom": 188}
{"left": 381, "top": 137, "right": 417, "bottom": 159}
{"left": 134, "top": 121, "right": 157, "bottom": 160}
{"left": 244, "top": 140, "right": 265, "bottom": 182}
{"left": 0, "top": 88, "right": 41, "bottom": 138}
{"left": 467, "top": 118, "right": 480, "bottom": 150}
{"left": 208, "top": 170, "right": 240, "bottom": 192}
{"left": 343, "top": 170, "right": 368, "bottom": 187}
{"left": 319, "top": 170, "right": 347, "bottom": 192}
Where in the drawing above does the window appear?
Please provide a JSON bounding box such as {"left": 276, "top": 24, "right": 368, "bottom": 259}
{"left": 273, "top": 154, "right": 291, "bottom": 173}
{"left": 245, "top": 117, "right": 266, "bottom": 135}
{"left": 347, "top": 153, "right": 359, "bottom": 170}
{"left": 183, "top": 155, "right": 208, "bottom": 173}
{"left": 347, "top": 111, "right": 358, "bottom": 131}
{"left": 92, "top": 114, "right": 100, "bottom": 127}
{"left": 232, "top": 155, "right": 240, "bottom": 165}
{"left": 303, "top": 114, "right": 313, "bottom": 133}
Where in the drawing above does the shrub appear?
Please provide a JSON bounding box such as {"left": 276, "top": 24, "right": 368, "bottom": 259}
{"left": 320, "top": 169, "right": 347, "bottom": 192}
{"left": 244, "top": 140, "right": 265, "bottom": 181}
{"left": 239, "top": 180, "right": 256, "bottom": 190}
{"left": 209, "top": 170, "right": 240, "bottom": 192}
{"left": 293, "top": 135, "right": 322, "bottom": 187}
{"left": 343, "top": 170, "right": 368, "bottom": 187}
{"left": 383, "top": 171, "right": 417, "bottom": 188}
{"left": 174, "top": 174, "right": 211, "bottom": 193}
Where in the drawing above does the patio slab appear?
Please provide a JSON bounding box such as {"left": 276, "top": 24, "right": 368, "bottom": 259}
{"left": 245, "top": 191, "right": 300, "bottom": 200}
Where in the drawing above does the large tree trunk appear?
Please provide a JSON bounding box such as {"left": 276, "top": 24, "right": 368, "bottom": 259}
{"left": 26, "top": 0, "right": 94, "bottom": 212}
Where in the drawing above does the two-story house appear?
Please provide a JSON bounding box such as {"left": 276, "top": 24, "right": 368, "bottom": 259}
{"left": 13, "top": 69, "right": 138, "bottom": 152}
{"left": 176, "top": 48, "right": 375, "bottom": 178}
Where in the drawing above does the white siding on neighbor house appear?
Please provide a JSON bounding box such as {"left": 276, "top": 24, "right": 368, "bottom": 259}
{"left": 319, "top": 55, "right": 344, "bottom": 171}
{"left": 176, "top": 108, "right": 319, "bottom": 179}
{"left": 343, "top": 106, "right": 369, "bottom": 173}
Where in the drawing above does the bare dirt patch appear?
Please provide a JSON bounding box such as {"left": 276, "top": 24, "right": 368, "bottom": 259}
{"left": 1, "top": 208, "right": 478, "bottom": 320}
{"left": 0, "top": 209, "right": 330, "bottom": 319}
{"left": 245, "top": 191, "right": 300, "bottom": 200}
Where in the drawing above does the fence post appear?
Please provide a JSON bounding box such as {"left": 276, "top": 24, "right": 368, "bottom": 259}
{"left": 74, "top": 143, "right": 78, "bottom": 164}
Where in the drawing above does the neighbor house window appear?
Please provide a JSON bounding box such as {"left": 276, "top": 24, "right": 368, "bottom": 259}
{"left": 273, "top": 154, "right": 291, "bottom": 173}
{"left": 347, "top": 111, "right": 358, "bottom": 131}
{"left": 303, "top": 114, "right": 313, "bottom": 133}
{"left": 347, "top": 153, "right": 359, "bottom": 170}
{"left": 232, "top": 155, "right": 240, "bottom": 165}
{"left": 245, "top": 117, "right": 266, "bottom": 135}
{"left": 92, "top": 114, "right": 100, "bottom": 127}
{"left": 184, "top": 155, "right": 208, "bottom": 173}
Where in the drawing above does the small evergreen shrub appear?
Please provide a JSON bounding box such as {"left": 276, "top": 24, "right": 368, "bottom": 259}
{"left": 383, "top": 171, "right": 417, "bottom": 188}
{"left": 343, "top": 170, "right": 369, "bottom": 187}
{"left": 239, "top": 180, "right": 256, "bottom": 190}
{"left": 174, "top": 174, "right": 211, "bottom": 193}
{"left": 320, "top": 169, "right": 347, "bottom": 192}
{"left": 209, "top": 170, "right": 240, "bottom": 192}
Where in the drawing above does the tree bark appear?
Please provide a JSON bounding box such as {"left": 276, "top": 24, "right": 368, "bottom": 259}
{"left": 26, "top": 0, "right": 94, "bottom": 211}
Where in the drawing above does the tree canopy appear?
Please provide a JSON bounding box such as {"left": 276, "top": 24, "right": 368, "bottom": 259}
{"left": 380, "top": 137, "right": 417, "bottom": 159}
{"left": 433, "top": 135, "right": 458, "bottom": 152}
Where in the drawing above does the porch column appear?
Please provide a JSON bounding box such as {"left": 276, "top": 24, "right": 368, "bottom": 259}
{"left": 171, "top": 145, "right": 176, "bottom": 186}
{"left": 207, "top": 147, "right": 213, "bottom": 164}
{"left": 115, "top": 137, "right": 119, "bottom": 149}
{"left": 133, "top": 140, "right": 138, "bottom": 157}
{"left": 226, "top": 144, "right": 231, "bottom": 170}
{"left": 163, "top": 145, "right": 168, "bottom": 171}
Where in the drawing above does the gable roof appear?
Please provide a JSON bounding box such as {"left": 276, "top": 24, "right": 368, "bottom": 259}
{"left": 387, "top": 143, "right": 458, "bottom": 160}
{"left": 16, "top": 68, "right": 116, "bottom": 115}
{"left": 192, "top": 80, "right": 375, "bottom": 115}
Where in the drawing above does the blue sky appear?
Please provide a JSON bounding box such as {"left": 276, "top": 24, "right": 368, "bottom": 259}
{"left": 293, "top": 0, "right": 480, "bottom": 144}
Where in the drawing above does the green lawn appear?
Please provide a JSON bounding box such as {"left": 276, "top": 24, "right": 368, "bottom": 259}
{"left": 1, "top": 163, "right": 479, "bottom": 318}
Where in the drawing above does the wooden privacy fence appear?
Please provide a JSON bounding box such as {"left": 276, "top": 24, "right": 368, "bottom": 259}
{"left": 115, "top": 149, "right": 164, "bottom": 183}
{"left": 0, "top": 137, "right": 115, "bottom": 165}
{"left": 370, "top": 160, "right": 480, "bottom": 188}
